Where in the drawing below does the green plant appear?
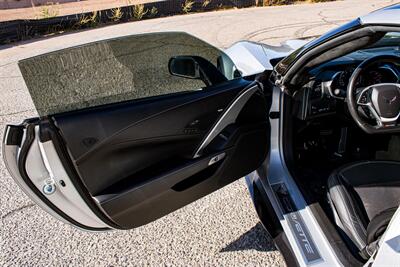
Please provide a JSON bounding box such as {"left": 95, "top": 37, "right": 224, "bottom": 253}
{"left": 182, "top": 0, "right": 194, "bottom": 13}
{"left": 132, "top": 4, "right": 148, "bottom": 20}
{"left": 109, "top": 7, "right": 123, "bottom": 22}
{"left": 202, "top": 0, "right": 211, "bottom": 8}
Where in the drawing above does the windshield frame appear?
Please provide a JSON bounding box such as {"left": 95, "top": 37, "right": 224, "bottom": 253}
{"left": 274, "top": 19, "right": 362, "bottom": 78}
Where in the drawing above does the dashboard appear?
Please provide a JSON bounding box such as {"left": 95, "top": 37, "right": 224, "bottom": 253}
{"left": 324, "top": 64, "right": 399, "bottom": 99}
{"left": 295, "top": 47, "right": 400, "bottom": 120}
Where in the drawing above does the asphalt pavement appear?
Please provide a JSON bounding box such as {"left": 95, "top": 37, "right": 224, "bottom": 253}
{"left": 0, "top": 0, "right": 396, "bottom": 266}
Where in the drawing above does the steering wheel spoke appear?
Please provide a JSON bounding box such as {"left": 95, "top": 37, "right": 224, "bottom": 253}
{"left": 379, "top": 112, "right": 400, "bottom": 127}
{"left": 356, "top": 86, "right": 372, "bottom": 106}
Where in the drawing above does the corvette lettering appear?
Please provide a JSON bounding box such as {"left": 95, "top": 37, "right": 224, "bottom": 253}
{"left": 273, "top": 183, "right": 322, "bottom": 264}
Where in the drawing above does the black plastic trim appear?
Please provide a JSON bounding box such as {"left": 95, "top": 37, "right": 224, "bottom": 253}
{"left": 274, "top": 232, "right": 301, "bottom": 267}
{"left": 4, "top": 124, "right": 24, "bottom": 146}
{"left": 269, "top": 111, "right": 280, "bottom": 119}
{"left": 38, "top": 119, "right": 53, "bottom": 142}
{"left": 253, "top": 180, "right": 282, "bottom": 238}
{"left": 253, "top": 180, "right": 300, "bottom": 267}
{"left": 309, "top": 203, "right": 364, "bottom": 265}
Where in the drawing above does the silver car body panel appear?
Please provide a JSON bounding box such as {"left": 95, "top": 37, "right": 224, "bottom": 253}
{"left": 3, "top": 4, "right": 400, "bottom": 265}
{"left": 2, "top": 128, "right": 69, "bottom": 226}
{"left": 360, "top": 4, "right": 400, "bottom": 26}
{"left": 224, "top": 40, "right": 308, "bottom": 76}
{"left": 369, "top": 206, "right": 400, "bottom": 266}
{"left": 33, "top": 130, "right": 110, "bottom": 229}
{"left": 243, "top": 4, "right": 400, "bottom": 265}
{"left": 3, "top": 125, "right": 110, "bottom": 230}
{"left": 246, "top": 87, "right": 342, "bottom": 267}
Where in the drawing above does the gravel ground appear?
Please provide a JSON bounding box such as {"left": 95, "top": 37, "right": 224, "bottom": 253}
{"left": 1, "top": 179, "right": 284, "bottom": 266}
{"left": 0, "top": 0, "right": 395, "bottom": 266}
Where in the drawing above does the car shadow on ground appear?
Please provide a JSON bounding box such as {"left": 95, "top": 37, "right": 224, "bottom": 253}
{"left": 220, "top": 222, "right": 277, "bottom": 252}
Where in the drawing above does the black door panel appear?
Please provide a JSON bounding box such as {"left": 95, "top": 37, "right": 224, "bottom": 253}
{"left": 47, "top": 79, "right": 270, "bottom": 228}
{"left": 54, "top": 79, "right": 251, "bottom": 195}
{"left": 11, "top": 32, "right": 271, "bottom": 230}
{"left": 96, "top": 123, "right": 268, "bottom": 228}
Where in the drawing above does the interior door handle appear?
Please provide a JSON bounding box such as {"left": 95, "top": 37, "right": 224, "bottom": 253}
{"left": 193, "top": 83, "right": 260, "bottom": 158}
{"left": 208, "top": 152, "right": 226, "bottom": 166}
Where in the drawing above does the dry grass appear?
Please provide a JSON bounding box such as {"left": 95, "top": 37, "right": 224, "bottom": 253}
{"left": 36, "top": 3, "right": 60, "bottom": 19}
{"left": 307, "top": 0, "right": 334, "bottom": 2}
{"left": 77, "top": 11, "right": 98, "bottom": 26}
{"left": 182, "top": 0, "right": 195, "bottom": 13}
{"left": 202, "top": 0, "right": 212, "bottom": 8}
{"left": 6, "top": 0, "right": 337, "bottom": 44}
{"left": 108, "top": 7, "right": 123, "bottom": 22}
{"left": 149, "top": 6, "right": 158, "bottom": 17}
{"left": 132, "top": 4, "right": 148, "bottom": 20}
{"left": 262, "top": 0, "right": 333, "bottom": 5}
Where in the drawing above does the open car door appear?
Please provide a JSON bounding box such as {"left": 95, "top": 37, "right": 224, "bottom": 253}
{"left": 3, "top": 32, "right": 270, "bottom": 231}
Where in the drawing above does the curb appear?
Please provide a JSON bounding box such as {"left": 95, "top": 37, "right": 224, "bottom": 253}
{"left": 0, "top": 0, "right": 257, "bottom": 45}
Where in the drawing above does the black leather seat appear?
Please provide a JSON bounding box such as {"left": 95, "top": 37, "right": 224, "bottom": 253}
{"left": 327, "top": 161, "right": 400, "bottom": 259}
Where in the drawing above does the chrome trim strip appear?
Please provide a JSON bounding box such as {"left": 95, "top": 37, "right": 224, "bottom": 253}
{"left": 193, "top": 84, "right": 259, "bottom": 158}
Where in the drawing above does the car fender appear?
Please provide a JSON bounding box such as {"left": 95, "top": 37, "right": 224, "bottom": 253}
{"left": 224, "top": 40, "right": 308, "bottom": 76}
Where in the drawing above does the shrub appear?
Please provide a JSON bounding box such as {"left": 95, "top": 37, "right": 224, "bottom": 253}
{"left": 202, "top": 0, "right": 211, "bottom": 8}
{"left": 78, "top": 11, "right": 98, "bottom": 27}
{"left": 36, "top": 4, "right": 59, "bottom": 19}
{"left": 149, "top": 6, "right": 158, "bottom": 17}
{"left": 109, "top": 7, "right": 123, "bottom": 22}
{"left": 182, "top": 0, "right": 194, "bottom": 13}
{"left": 262, "top": 0, "right": 333, "bottom": 5}
{"left": 132, "top": 4, "right": 149, "bottom": 20}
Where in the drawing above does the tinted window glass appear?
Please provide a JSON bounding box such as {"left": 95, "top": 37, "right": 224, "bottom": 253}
{"left": 19, "top": 32, "right": 239, "bottom": 116}
{"left": 369, "top": 31, "right": 400, "bottom": 48}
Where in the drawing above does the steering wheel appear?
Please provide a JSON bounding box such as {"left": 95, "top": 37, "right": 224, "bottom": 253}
{"left": 347, "top": 55, "right": 400, "bottom": 134}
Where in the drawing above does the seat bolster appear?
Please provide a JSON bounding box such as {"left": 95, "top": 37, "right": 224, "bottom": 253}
{"left": 366, "top": 207, "right": 397, "bottom": 245}
{"left": 327, "top": 172, "right": 367, "bottom": 250}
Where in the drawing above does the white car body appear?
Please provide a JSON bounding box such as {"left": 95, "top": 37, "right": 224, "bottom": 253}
{"left": 3, "top": 4, "right": 400, "bottom": 267}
